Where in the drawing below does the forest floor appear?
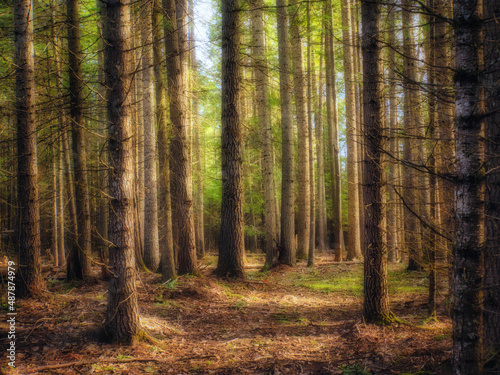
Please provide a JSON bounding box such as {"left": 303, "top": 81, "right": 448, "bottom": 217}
{"left": 1, "top": 254, "right": 452, "bottom": 375}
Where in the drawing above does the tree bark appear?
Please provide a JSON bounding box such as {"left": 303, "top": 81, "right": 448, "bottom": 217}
{"left": 402, "top": 0, "right": 422, "bottom": 272}
{"left": 306, "top": 0, "right": 315, "bottom": 267}
{"left": 250, "top": 0, "right": 278, "bottom": 268}
{"left": 483, "top": 0, "right": 500, "bottom": 364}
{"left": 361, "top": 0, "right": 392, "bottom": 324}
{"left": 277, "top": 0, "right": 295, "bottom": 266}
{"left": 216, "top": 0, "right": 245, "bottom": 278}
{"left": 325, "top": 0, "right": 344, "bottom": 260}
{"left": 452, "top": 0, "right": 485, "bottom": 372}
{"left": 290, "top": 0, "right": 310, "bottom": 261}
{"left": 102, "top": 0, "right": 141, "bottom": 343}
{"left": 341, "top": 0, "right": 361, "bottom": 261}
{"left": 154, "top": 0, "right": 177, "bottom": 281}
{"left": 163, "top": 0, "right": 198, "bottom": 275}
{"left": 315, "top": 53, "right": 328, "bottom": 253}
{"left": 15, "top": 0, "right": 44, "bottom": 297}
{"left": 189, "top": 0, "right": 205, "bottom": 259}
{"left": 141, "top": 0, "right": 160, "bottom": 272}
{"left": 387, "top": 5, "right": 399, "bottom": 264}
{"left": 67, "top": 0, "right": 92, "bottom": 280}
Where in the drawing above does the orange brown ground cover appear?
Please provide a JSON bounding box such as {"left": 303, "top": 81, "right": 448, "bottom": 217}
{"left": 1, "top": 255, "right": 452, "bottom": 374}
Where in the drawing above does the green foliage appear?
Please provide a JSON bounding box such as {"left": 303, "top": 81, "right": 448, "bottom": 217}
{"left": 162, "top": 278, "right": 179, "bottom": 290}
{"left": 339, "top": 363, "right": 371, "bottom": 375}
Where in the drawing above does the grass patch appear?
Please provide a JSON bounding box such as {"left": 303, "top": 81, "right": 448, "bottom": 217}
{"left": 388, "top": 265, "right": 428, "bottom": 295}
{"left": 291, "top": 266, "right": 363, "bottom": 296}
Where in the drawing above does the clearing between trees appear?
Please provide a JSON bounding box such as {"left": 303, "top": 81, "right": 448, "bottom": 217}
{"left": 1, "top": 255, "right": 451, "bottom": 374}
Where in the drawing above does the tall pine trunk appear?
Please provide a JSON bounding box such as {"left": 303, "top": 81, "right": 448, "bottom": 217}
{"left": 341, "top": 0, "right": 361, "bottom": 260}
{"left": 483, "top": 0, "right": 500, "bottom": 364}
{"left": 290, "top": 0, "right": 310, "bottom": 261}
{"left": 402, "top": 0, "right": 422, "bottom": 272}
{"left": 67, "top": 0, "right": 92, "bottom": 279}
{"left": 15, "top": 0, "right": 44, "bottom": 297}
{"left": 315, "top": 53, "right": 328, "bottom": 253}
{"left": 142, "top": 0, "right": 160, "bottom": 272}
{"left": 189, "top": 0, "right": 205, "bottom": 259}
{"left": 361, "top": 0, "right": 392, "bottom": 324}
{"left": 452, "top": 0, "right": 485, "bottom": 371}
{"left": 306, "top": 0, "right": 315, "bottom": 266}
{"left": 163, "top": 0, "right": 197, "bottom": 275}
{"left": 277, "top": 0, "right": 295, "bottom": 266}
{"left": 102, "top": 0, "right": 141, "bottom": 343}
{"left": 325, "top": 0, "right": 344, "bottom": 260}
{"left": 154, "top": 0, "right": 176, "bottom": 281}
{"left": 250, "top": 0, "right": 278, "bottom": 268}
{"left": 216, "top": 0, "right": 245, "bottom": 278}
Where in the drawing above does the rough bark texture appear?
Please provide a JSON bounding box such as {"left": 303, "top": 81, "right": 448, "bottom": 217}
{"left": 426, "top": 0, "right": 438, "bottom": 316}
{"left": 315, "top": 54, "right": 328, "bottom": 253}
{"left": 452, "top": 0, "right": 485, "bottom": 372}
{"left": 102, "top": 0, "right": 141, "bottom": 343}
{"left": 434, "top": 0, "right": 454, "bottom": 297}
{"left": 250, "top": 0, "right": 277, "bottom": 267}
{"left": 277, "top": 0, "right": 295, "bottom": 266}
{"left": 216, "top": 0, "right": 245, "bottom": 278}
{"left": 50, "top": 8, "right": 67, "bottom": 268}
{"left": 402, "top": 0, "right": 422, "bottom": 272}
{"left": 325, "top": 0, "right": 344, "bottom": 260}
{"left": 67, "top": 0, "right": 91, "bottom": 280}
{"left": 387, "top": 6, "right": 399, "bottom": 264}
{"left": 189, "top": 0, "right": 205, "bottom": 259}
{"left": 306, "top": 0, "right": 315, "bottom": 267}
{"left": 341, "top": 0, "right": 361, "bottom": 261}
{"left": 141, "top": 0, "right": 160, "bottom": 272}
{"left": 15, "top": 0, "right": 44, "bottom": 297}
{"left": 361, "top": 0, "right": 392, "bottom": 324}
{"left": 154, "top": 0, "right": 176, "bottom": 281}
{"left": 483, "top": 0, "right": 500, "bottom": 367}
{"left": 290, "top": 0, "right": 310, "bottom": 261}
{"left": 164, "top": 0, "right": 197, "bottom": 275}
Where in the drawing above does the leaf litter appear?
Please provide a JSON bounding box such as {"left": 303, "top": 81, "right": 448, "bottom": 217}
{"left": 1, "top": 255, "right": 451, "bottom": 374}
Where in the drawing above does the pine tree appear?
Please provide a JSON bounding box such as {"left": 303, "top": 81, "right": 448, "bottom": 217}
{"left": 216, "top": 0, "right": 245, "bottom": 278}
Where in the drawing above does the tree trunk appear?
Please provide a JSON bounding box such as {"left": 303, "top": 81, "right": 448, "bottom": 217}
{"left": 315, "top": 53, "right": 328, "bottom": 253}
{"left": 250, "top": 0, "right": 278, "bottom": 268}
{"left": 361, "top": 0, "right": 392, "bottom": 324}
{"left": 51, "top": 8, "right": 69, "bottom": 268}
{"left": 277, "top": 0, "right": 295, "bottom": 266}
{"left": 452, "top": 0, "right": 485, "bottom": 372}
{"left": 483, "top": 0, "right": 500, "bottom": 364}
{"left": 163, "top": 0, "right": 197, "bottom": 275}
{"left": 434, "top": 0, "right": 454, "bottom": 298}
{"left": 306, "top": 0, "right": 315, "bottom": 267}
{"left": 102, "top": 0, "right": 141, "bottom": 343}
{"left": 141, "top": 0, "right": 160, "bottom": 272}
{"left": 341, "top": 0, "right": 361, "bottom": 261}
{"left": 216, "top": 0, "right": 245, "bottom": 278}
{"left": 154, "top": 0, "right": 177, "bottom": 281}
{"left": 387, "top": 5, "right": 399, "bottom": 264}
{"left": 189, "top": 0, "right": 205, "bottom": 259}
{"left": 67, "top": 0, "right": 92, "bottom": 279}
{"left": 402, "top": 0, "right": 422, "bottom": 272}
{"left": 290, "top": 0, "right": 310, "bottom": 261}
{"left": 325, "top": 0, "right": 344, "bottom": 260}
{"left": 15, "top": 0, "right": 44, "bottom": 298}
{"left": 426, "top": 0, "right": 438, "bottom": 316}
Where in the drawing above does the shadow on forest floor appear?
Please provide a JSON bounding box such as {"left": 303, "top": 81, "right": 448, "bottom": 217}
{"left": 0, "top": 254, "right": 452, "bottom": 374}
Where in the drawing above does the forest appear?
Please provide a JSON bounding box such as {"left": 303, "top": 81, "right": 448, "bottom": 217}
{"left": 0, "top": 0, "right": 498, "bottom": 372}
